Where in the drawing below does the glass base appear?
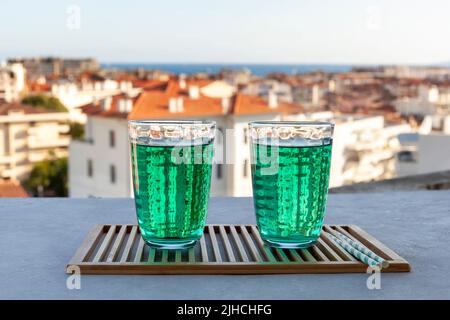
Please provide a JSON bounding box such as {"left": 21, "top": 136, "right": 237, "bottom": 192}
{"left": 144, "top": 238, "right": 197, "bottom": 249}
{"left": 262, "top": 238, "right": 317, "bottom": 249}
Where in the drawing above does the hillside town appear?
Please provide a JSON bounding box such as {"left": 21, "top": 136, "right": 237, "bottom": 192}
{"left": 1, "top": 57, "right": 450, "bottom": 197}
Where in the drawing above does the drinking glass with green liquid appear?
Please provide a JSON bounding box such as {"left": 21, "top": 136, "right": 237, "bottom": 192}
{"left": 128, "top": 120, "right": 215, "bottom": 249}
{"left": 249, "top": 121, "right": 334, "bottom": 249}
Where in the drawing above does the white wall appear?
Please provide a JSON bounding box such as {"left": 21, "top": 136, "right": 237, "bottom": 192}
{"left": 228, "top": 113, "right": 281, "bottom": 197}
{"left": 200, "top": 81, "right": 235, "bottom": 98}
{"left": 417, "top": 134, "right": 450, "bottom": 174}
{"left": 69, "top": 117, "right": 131, "bottom": 197}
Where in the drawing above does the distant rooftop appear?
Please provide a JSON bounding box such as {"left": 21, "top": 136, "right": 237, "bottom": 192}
{"left": 0, "top": 102, "right": 49, "bottom": 116}
{"left": 0, "top": 180, "right": 29, "bottom": 198}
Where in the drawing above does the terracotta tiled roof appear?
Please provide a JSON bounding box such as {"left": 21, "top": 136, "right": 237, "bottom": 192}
{"left": 129, "top": 91, "right": 223, "bottom": 120}
{"left": 78, "top": 71, "right": 106, "bottom": 82}
{"left": 80, "top": 93, "right": 138, "bottom": 119}
{"left": 231, "top": 93, "right": 303, "bottom": 115}
{"left": 128, "top": 80, "right": 303, "bottom": 120}
{"left": 131, "top": 80, "right": 168, "bottom": 90}
{"left": 0, "top": 103, "right": 48, "bottom": 116}
{"left": 0, "top": 180, "right": 29, "bottom": 198}
{"left": 85, "top": 79, "right": 303, "bottom": 120}
{"left": 28, "top": 82, "right": 51, "bottom": 92}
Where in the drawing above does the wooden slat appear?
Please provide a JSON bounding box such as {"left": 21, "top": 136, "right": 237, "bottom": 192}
{"left": 134, "top": 236, "right": 145, "bottom": 263}
{"left": 250, "top": 226, "right": 277, "bottom": 262}
{"left": 316, "top": 237, "right": 343, "bottom": 261}
{"left": 208, "top": 225, "right": 222, "bottom": 262}
{"left": 229, "top": 225, "right": 249, "bottom": 262}
{"left": 310, "top": 245, "right": 329, "bottom": 261}
{"left": 273, "top": 249, "right": 290, "bottom": 262}
{"left": 219, "top": 226, "right": 236, "bottom": 262}
{"left": 239, "top": 225, "right": 262, "bottom": 262}
{"left": 120, "top": 226, "right": 138, "bottom": 263}
{"left": 73, "top": 261, "right": 369, "bottom": 275}
{"left": 148, "top": 248, "right": 156, "bottom": 263}
{"left": 93, "top": 225, "right": 116, "bottom": 262}
{"left": 288, "top": 250, "right": 303, "bottom": 262}
{"left": 322, "top": 226, "right": 357, "bottom": 261}
{"left": 175, "top": 250, "right": 182, "bottom": 263}
{"left": 161, "top": 250, "right": 168, "bottom": 263}
{"left": 199, "top": 235, "right": 209, "bottom": 262}
{"left": 299, "top": 248, "right": 317, "bottom": 262}
{"left": 69, "top": 224, "right": 104, "bottom": 264}
{"left": 106, "top": 225, "right": 127, "bottom": 262}
{"left": 188, "top": 247, "right": 195, "bottom": 263}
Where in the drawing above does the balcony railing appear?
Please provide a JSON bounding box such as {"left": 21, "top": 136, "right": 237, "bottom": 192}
{"left": 27, "top": 137, "right": 71, "bottom": 149}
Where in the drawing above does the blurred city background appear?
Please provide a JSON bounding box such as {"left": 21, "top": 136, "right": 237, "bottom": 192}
{"left": 1, "top": 0, "right": 450, "bottom": 198}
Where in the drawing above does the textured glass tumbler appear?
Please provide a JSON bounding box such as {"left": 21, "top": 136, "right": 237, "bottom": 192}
{"left": 128, "top": 120, "right": 216, "bottom": 249}
{"left": 249, "top": 121, "right": 334, "bottom": 248}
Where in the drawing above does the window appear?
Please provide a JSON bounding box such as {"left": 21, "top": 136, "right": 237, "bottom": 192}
{"left": 110, "top": 165, "right": 116, "bottom": 184}
{"left": 217, "top": 127, "right": 224, "bottom": 144}
{"left": 243, "top": 128, "right": 248, "bottom": 144}
{"left": 243, "top": 159, "right": 248, "bottom": 177}
{"left": 87, "top": 159, "right": 93, "bottom": 177}
{"left": 217, "top": 164, "right": 223, "bottom": 179}
{"left": 109, "top": 130, "right": 115, "bottom": 148}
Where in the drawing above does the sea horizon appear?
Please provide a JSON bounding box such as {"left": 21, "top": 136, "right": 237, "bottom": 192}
{"left": 100, "top": 61, "right": 446, "bottom": 77}
{"left": 100, "top": 63, "right": 357, "bottom": 76}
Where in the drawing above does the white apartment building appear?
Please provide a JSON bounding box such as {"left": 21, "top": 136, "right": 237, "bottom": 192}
{"left": 286, "top": 112, "right": 412, "bottom": 187}
{"left": 381, "top": 66, "right": 450, "bottom": 79}
{"left": 0, "top": 103, "right": 70, "bottom": 181}
{"left": 0, "top": 62, "right": 26, "bottom": 103}
{"left": 241, "top": 79, "right": 293, "bottom": 103}
{"left": 69, "top": 114, "right": 132, "bottom": 197}
{"left": 396, "top": 115, "right": 450, "bottom": 176}
{"left": 394, "top": 84, "right": 450, "bottom": 116}
{"left": 49, "top": 77, "right": 135, "bottom": 123}
{"left": 69, "top": 79, "right": 300, "bottom": 197}
{"left": 292, "top": 83, "right": 327, "bottom": 110}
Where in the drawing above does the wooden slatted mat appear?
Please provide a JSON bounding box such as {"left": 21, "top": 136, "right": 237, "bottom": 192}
{"left": 66, "top": 224, "right": 410, "bottom": 275}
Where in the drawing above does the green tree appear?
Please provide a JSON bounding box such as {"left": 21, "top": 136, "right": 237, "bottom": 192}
{"left": 25, "top": 157, "right": 68, "bottom": 197}
{"left": 22, "top": 95, "right": 68, "bottom": 113}
{"left": 69, "top": 122, "right": 85, "bottom": 140}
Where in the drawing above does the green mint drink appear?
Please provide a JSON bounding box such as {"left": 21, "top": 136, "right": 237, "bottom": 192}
{"left": 131, "top": 142, "right": 214, "bottom": 248}
{"left": 251, "top": 140, "right": 332, "bottom": 248}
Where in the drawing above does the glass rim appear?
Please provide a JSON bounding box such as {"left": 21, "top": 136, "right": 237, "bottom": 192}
{"left": 128, "top": 119, "right": 216, "bottom": 126}
{"left": 249, "top": 121, "right": 334, "bottom": 127}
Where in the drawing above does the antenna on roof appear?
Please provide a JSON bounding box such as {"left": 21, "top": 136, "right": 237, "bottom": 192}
{"left": 222, "top": 97, "right": 230, "bottom": 114}
{"left": 188, "top": 86, "right": 200, "bottom": 99}
{"left": 179, "top": 74, "right": 187, "bottom": 89}
{"left": 268, "top": 91, "right": 278, "bottom": 109}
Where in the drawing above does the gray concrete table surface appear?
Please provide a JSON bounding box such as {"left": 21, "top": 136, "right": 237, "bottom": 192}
{"left": 1, "top": 190, "right": 449, "bottom": 300}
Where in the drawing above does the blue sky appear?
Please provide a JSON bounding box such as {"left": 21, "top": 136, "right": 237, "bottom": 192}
{"left": 1, "top": 0, "right": 450, "bottom": 64}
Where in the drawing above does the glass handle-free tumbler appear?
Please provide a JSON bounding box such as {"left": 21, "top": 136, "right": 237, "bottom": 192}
{"left": 128, "top": 120, "right": 216, "bottom": 249}
{"left": 249, "top": 121, "right": 334, "bottom": 249}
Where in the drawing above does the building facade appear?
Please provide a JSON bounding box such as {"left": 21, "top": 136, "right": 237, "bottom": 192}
{"left": 69, "top": 79, "right": 301, "bottom": 197}
{"left": 396, "top": 115, "right": 450, "bottom": 176}
{"left": 0, "top": 62, "right": 26, "bottom": 103}
{"left": 0, "top": 103, "right": 70, "bottom": 181}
